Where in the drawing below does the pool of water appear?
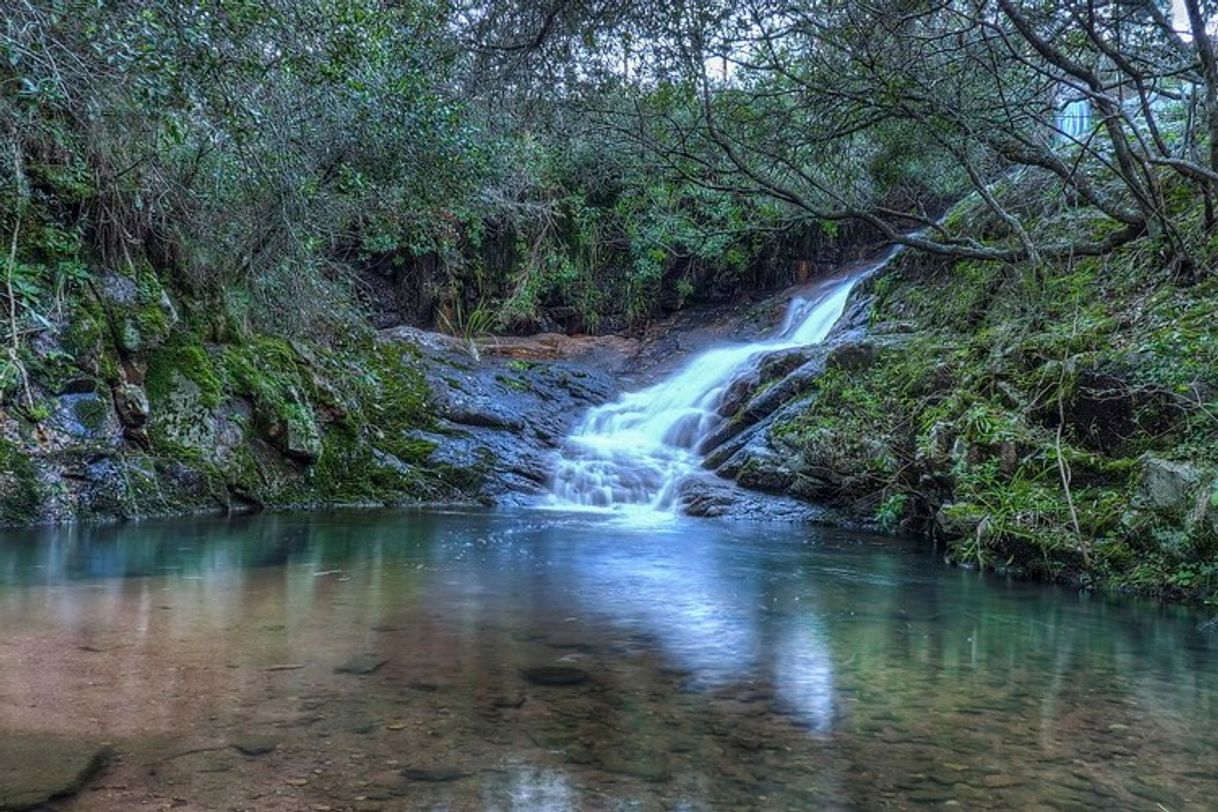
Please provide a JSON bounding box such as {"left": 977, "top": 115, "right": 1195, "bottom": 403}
{"left": 1, "top": 508, "right": 1215, "bottom": 810}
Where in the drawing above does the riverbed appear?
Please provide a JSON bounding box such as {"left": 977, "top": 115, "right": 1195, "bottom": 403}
{"left": 1, "top": 508, "right": 1215, "bottom": 810}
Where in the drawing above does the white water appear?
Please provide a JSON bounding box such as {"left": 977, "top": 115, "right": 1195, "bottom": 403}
{"left": 550, "top": 254, "right": 895, "bottom": 516}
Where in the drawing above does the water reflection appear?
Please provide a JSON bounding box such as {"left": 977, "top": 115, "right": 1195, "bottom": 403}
{"left": 0, "top": 509, "right": 1216, "bottom": 809}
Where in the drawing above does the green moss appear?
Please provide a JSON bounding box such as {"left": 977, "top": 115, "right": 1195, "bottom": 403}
{"left": 146, "top": 335, "right": 224, "bottom": 409}
{"left": 495, "top": 373, "right": 530, "bottom": 392}
{"left": 62, "top": 299, "right": 106, "bottom": 360}
{"left": 0, "top": 438, "right": 43, "bottom": 525}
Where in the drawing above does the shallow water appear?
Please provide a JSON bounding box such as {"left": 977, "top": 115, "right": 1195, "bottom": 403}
{"left": 1, "top": 508, "right": 1216, "bottom": 810}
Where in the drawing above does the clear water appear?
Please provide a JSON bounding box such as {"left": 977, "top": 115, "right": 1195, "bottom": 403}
{"left": 1, "top": 508, "right": 1216, "bottom": 810}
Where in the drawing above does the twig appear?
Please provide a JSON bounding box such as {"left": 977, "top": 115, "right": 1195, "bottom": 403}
{"left": 1055, "top": 310, "right": 1085, "bottom": 563}
{"left": 4, "top": 214, "right": 35, "bottom": 414}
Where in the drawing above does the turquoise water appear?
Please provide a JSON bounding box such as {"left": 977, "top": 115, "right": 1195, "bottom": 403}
{"left": 0, "top": 508, "right": 1215, "bottom": 810}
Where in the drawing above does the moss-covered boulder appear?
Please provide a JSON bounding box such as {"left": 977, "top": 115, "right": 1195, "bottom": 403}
{"left": 1136, "top": 456, "right": 1202, "bottom": 518}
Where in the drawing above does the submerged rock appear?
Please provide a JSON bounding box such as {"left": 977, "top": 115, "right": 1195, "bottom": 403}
{"left": 0, "top": 733, "right": 109, "bottom": 810}
{"left": 401, "top": 767, "right": 471, "bottom": 782}
{"left": 595, "top": 750, "right": 672, "bottom": 782}
{"left": 230, "top": 736, "right": 279, "bottom": 756}
{"left": 334, "top": 653, "right": 388, "bottom": 675}
{"left": 521, "top": 666, "right": 590, "bottom": 686}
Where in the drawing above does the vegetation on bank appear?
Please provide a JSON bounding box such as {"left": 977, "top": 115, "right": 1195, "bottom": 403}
{"left": 772, "top": 179, "right": 1218, "bottom": 602}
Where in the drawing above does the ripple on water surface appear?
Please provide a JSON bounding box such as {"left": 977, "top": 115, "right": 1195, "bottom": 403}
{"left": 0, "top": 507, "right": 1216, "bottom": 810}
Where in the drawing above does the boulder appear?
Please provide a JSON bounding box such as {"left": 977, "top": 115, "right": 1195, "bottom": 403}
{"left": 734, "top": 447, "right": 795, "bottom": 493}
{"left": 757, "top": 347, "right": 817, "bottom": 383}
{"left": 676, "top": 473, "right": 824, "bottom": 521}
{"left": 917, "top": 421, "right": 955, "bottom": 468}
{"left": 934, "top": 502, "right": 986, "bottom": 541}
{"left": 280, "top": 407, "right": 323, "bottom": 463}
{"left": 1137, "top": 456, "right": 1201, "bottom": 517}
{"left": 825, "top": 340, "right": 877, "bottom": 371}
{"left": 46, "top": 392, "right": 122, "bottom": 447}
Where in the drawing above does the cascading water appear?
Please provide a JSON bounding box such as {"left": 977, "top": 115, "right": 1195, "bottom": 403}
{"left": 550, "top": 250, "right": 900, "bottom": 516}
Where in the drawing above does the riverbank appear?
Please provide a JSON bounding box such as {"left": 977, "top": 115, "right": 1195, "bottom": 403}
{"left": 706, "top": 197, "right": 1218, "bottom": 603}
{"left": 0, "top": 267, "right": 625, "bottom": 526}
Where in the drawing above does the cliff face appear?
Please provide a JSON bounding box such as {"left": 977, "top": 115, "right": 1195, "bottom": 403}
{"left": 700, "top": 240, "right": 1218, "bottom": 601}
{"left": 0, "top": 266, "right": 618, "bottom": 525}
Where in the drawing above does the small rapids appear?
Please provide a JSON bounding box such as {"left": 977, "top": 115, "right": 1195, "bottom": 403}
{"left": 549, "top": 251, "right": 900, "bottom": 516}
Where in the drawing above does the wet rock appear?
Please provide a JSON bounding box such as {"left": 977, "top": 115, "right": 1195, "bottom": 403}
{"left": 521, "top": 666, "right": 590, "bottom": 686}
{"left": 735, "top": 446, "right": 795, "bottom": 493}
{"left": 738, "top": 355, "right": 828, "bottom": 425}
{"left": 677, "top": 474, "right": 823, "bottom": 521}
{"left": 334, "top": 654, "right": 388, "bottom": 675}
{"left": 719, "top": 374, "right": 757, "bottom": 418}
{"left": 1136, "top": 455, "right": 1201, "bottom": 517}
{"left": 230, "top": 736, "right": 279, "bottom": 756}
{"left": 0, "top": 733, "right": 109, "bottom": 810}
{"left": 757, "top": 347, "right": 817, "bottom": 383}
{"left": 443, "top": 398, "right": 524, "bottom": 430}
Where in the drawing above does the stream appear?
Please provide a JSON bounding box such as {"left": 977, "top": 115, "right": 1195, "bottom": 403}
{"left": 549, "top": 254, "right": 883, "bottom": 515}
{"left": 1, "top": 508, "right": 1216, "bottom": 810}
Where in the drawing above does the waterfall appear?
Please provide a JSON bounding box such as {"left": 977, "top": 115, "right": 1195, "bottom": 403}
{"left": 549, "top": 250, "right": 899, "bottom": 517}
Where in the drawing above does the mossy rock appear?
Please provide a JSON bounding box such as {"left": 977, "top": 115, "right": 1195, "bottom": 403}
{"left": 935, "top": 502, "right": 987, "bottom": 541}
{"left": 146, "top": 335, "right": 223, "bottom": 410}
{"left": 0, "top": 439, "right": 44, "bottom": 525}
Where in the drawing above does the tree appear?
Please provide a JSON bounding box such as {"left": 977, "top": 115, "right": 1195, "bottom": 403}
{"left": 511, "top": 0, "right": 1218, "bottom": 269}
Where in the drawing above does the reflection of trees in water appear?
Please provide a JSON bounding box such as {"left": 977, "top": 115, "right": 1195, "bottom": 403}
{"left": 0, "top": 510, "right": 433, "bottom": 585}
{"left": 0, "top": 511, "right": 1217, "bottom": 807}
{"left": 1, "top": 510, "right": 1216, "bottom": 749}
